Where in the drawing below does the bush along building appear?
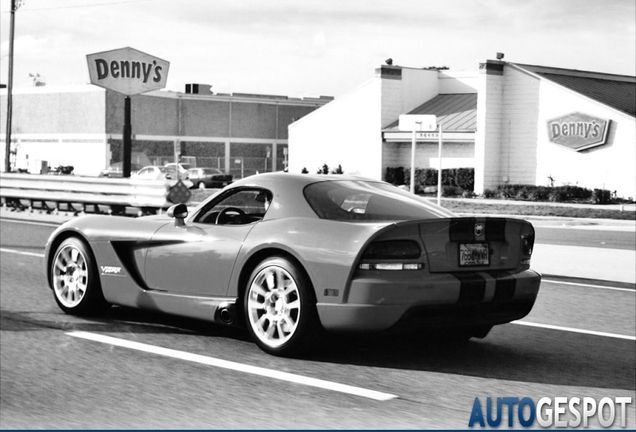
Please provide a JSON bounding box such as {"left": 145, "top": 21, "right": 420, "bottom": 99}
{"left": 0, "top": 83, "right": 332, "bottom": 179}
{"left": 289, "top": 57, "right": 635, "bottom": 200}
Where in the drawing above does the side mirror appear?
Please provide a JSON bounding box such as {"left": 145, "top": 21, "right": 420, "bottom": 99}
{"left": 167, "top": 203, "right": 188, "bottom": 227}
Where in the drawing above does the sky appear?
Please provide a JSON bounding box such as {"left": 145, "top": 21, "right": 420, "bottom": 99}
{"left": 1, "top": 0, "right": 635, "bottom": 99}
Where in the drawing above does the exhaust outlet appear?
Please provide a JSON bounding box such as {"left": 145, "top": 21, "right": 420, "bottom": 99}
{"left": 216, "top": 302, "right": 235, "bottom": 325}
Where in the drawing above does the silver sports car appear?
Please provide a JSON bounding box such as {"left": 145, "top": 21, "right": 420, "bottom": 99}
{"left": 44, "top": 173, "right": 541, "bottom": 356}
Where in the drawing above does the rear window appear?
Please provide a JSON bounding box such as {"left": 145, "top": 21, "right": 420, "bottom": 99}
{"left": 303, "top": 180, "right": 454, "bottom": 221}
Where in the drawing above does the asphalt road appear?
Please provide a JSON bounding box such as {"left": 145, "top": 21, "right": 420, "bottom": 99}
{"left": 1, "top": 218, "right": 634, "bottom": 429}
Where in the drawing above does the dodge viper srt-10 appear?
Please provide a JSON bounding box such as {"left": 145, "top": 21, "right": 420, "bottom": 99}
{"left": 44, "top": 173, "right": 541, "bottom": 356}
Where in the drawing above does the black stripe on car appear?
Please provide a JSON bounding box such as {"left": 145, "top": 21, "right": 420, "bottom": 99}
{"left": 488, "top": 270, "right": 516, "bottom": 303}
{"left": 454, "top": 272, "right": 487, "bottom": 305}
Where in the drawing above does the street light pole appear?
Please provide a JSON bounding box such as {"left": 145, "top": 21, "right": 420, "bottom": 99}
{"left": 4, "top": 0, "right": 21, "bottom": 173}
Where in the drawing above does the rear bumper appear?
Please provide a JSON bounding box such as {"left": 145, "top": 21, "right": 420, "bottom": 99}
{"left": 316, "top": 269, "right": 541, "bottom": 332}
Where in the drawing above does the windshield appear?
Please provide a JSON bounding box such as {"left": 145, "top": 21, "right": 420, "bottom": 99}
{"left": 303, "top": 180, "right": 454, "bottom": 221}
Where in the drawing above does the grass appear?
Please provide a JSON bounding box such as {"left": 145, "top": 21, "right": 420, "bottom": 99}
{"left": 439, "top": 200, "right": 635, "bottom": 220}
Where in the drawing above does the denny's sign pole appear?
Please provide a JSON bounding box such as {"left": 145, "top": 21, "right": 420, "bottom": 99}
{"left": 87, "top": 47, "right": 170, "bottom": 177}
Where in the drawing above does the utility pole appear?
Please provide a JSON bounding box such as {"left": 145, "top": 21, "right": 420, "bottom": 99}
{"left": 4, "top": 0, "right": 22, "bottom": 172}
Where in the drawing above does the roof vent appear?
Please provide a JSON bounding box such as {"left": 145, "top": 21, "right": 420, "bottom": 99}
{"left": 185, "top": 84, "right": 212, "bottom": 94}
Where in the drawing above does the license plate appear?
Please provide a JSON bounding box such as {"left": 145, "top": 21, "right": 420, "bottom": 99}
{"left": 459, "top": 243, "right": 489, "bottom": 266}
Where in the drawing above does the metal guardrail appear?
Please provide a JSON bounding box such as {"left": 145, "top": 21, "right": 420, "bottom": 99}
{"left": 0, "top": 173, "right": 173, "bottom": 215}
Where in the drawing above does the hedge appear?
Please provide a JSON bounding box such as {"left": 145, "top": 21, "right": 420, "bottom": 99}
{"left": 483, "top": 184, "right": 616, "bottom": 204}
{"left": 386, "top": 167, "right": 475, "bottom": 192}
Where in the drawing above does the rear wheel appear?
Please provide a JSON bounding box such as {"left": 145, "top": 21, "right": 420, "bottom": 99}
{"left": 244, "top": 256, "right": 319, "bottom": 356}
{"left": 198, "top": 181, "right": 206, "bottom": 189}
{"left": 447, "top": 325, "right": 493, "bottom": 341}
{"left": 50, "top": 237, "right": 109, "bottom": 315}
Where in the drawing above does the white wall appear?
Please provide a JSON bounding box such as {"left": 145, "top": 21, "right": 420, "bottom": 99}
{"left": 500, "top": 67, "right": 541, "bottom": 185}
{"left": 439, "top": 70, "right": 478, "bottom": 94}
{"left": 474, "top": 66, "right": 504, "bottom": 193}
{"left": 399, "top": 68, "right": 439, "bottom": 121}
{"left": 10, "top": 134, "right": 109, "bottom": 175}
{"left": 536, "top": 80, "right": 636, "bottom": 199}
{"left": 288, "top": 79, "right": 383, "bottom": 178}
{"left": 383, "top": 142, "right": 474, "bottom": 170}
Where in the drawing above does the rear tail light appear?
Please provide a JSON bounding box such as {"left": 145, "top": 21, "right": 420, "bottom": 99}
{"left": 521, "top": 233, "right": 534, "bottom": 256}
{"left": 359, "top": 240, "right": 422, "bottom": 271}
{"left": 359, "top": 263, "right": 423, "bottom": 271}
{"left": 362, "top": 240, "right": 421, "bottom": 260}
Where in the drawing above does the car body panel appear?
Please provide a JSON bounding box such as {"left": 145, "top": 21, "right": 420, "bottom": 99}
{"left": 144, "top": 222, "right": 253, "bottom": 296}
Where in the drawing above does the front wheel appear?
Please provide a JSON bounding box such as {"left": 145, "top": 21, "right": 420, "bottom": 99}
{"left": 50, "top": 237, "right": 109, "bottom": 315}
{"left": 244, "top": 256, "right": 319, "bottom": 356}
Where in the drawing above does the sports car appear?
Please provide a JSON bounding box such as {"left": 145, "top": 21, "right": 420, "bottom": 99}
{"left": 44, "top": 173, "right": 541, "bottom": 356}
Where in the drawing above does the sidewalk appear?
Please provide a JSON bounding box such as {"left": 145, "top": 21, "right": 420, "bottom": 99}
{"left": 1, "top": 206, "right": 634, "bottom": 285}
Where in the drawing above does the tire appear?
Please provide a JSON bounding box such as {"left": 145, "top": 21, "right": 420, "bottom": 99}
{"left": 447, "top": 325, "right": 493, "bottom": 341}
{"left": 470, "top": 325, "right": 493, "bottom": 339}
{"left": 198, "top": 182, "right": 206, "bottom": 189}
{"left": 50, "top": 237, "right": 109, "bottom": 316}
{"left": 244, "top": 256, "right": 319, "bottom": 356}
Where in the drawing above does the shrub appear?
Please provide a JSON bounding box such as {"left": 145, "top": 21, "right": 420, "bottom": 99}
{"left": 527, "top": 186, "right": 550, "bottom": 201}
{"left": 455, "top": 168, "right": 475, "bottom": 191}
{"left": 390, "top": 166, "right": 474, "bottom": 192}
{"left": 385, "top": 167, "right": 405, "bottom": 185}
{"left": 483, "top": 189, "right": 497, "bottom": 198}
{"left": 593, "top": 188, "right": 612, "bottom": 204}
{"left": 317, "top": 164, "right": 329, "bottom": 174}
{"left": 549, "top": 189, "right": 568, "bottom": 202}
{"left": 330, "top": 164, "right": 344, "bottom": 174}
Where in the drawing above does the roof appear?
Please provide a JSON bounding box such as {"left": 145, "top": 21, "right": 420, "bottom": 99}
{"left": 513, "top": 63, "right": 636, "bottom": 117}
{"left": 384, "top": 93, "right": 477, "bottom": 131}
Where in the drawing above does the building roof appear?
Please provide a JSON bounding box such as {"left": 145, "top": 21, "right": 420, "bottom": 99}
{"left": 513, "top": 63, "right": 636, "bottom": 117}
{"left": 384, "top": 93, "right": 477, "bottom": 131}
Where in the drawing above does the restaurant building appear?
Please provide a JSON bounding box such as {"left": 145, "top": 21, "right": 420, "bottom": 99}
{"left": 289, "top": 59, "right": 635, "bottom": 199}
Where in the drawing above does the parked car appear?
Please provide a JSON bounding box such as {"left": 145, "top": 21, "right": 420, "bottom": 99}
{"left": 186, "top": 167, "right": 234, "bottom": 189}
{"left": 164, "top": 163, "right": 192, "bottom": 180}
{"left": 98, "top": 162, "right": 143, "bottom": 178}
{"left": 134, "top": 165, "right": 169, "bottom": 181}
{"left": 49, "top": 165, "right": 75, "bottom": 175}
{"left": 134, "top": 165, "right": 193, "bottom": 188}
{"left": 43, "top": 173, "right": 540, "bottom": 357}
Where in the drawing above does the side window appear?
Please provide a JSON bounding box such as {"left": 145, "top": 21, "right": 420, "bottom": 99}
{"left": 195, "top": 188, "right": 272, "bottom": 225}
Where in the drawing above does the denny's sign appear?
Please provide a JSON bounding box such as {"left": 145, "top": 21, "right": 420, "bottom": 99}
{"left": 87, "top": 47, "right": 169, "bottom": 95}
{"left": 547, "top": 112, "right": 611, "bottom": 151}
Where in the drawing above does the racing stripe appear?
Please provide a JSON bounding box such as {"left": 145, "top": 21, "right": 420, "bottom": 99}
{"left": 449, "top": 217, "right": 507, "bottom": 242}
{"left": 487, "top": 270, "right": 516, "bottom": 303}
{"left": 449, "top": 218, "right": 475, "bottom": 242}
{"left": 485, "top": 218, "right": 507, "bottom": 241}
{"left": 454, "top": 272, "right": 486, "bottom": 305}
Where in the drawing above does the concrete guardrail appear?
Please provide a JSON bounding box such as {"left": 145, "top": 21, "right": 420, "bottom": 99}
{"left": 0, "top": 173, "right": 174, "bottom": 215}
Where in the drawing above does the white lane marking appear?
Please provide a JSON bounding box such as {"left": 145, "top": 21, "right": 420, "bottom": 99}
{"left": 0, "top": 247, "right": 44, "bottom": 258}
{"left": 0, "top": 218, "right": 60, "bottom": 227}
{"left": 66, "top": 331, "right": 398, "bottom": 401}
{"left": 512, "top": 321, "right": 635, "bottom": 341}
{"left": 543, "top": 279, "right": 634, "bottom": 293}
